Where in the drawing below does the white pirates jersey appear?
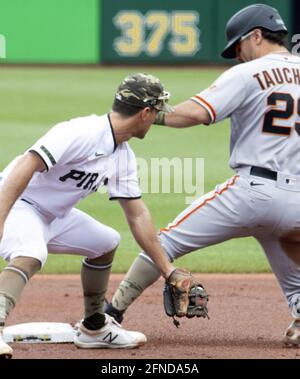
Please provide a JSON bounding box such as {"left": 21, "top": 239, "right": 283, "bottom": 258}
{"left": 0, "top": 114, "right": 141, "bottom": 218}
{"left": 192, "top": 53, "right": 300, "bottom": 175}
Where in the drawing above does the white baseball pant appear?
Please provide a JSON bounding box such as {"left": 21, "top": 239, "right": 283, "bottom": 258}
{"left": 156, "top": 168, "right": 300, "bottom": 308}
{"left": 0, "top": 200, "right": 120, "bottom": 267}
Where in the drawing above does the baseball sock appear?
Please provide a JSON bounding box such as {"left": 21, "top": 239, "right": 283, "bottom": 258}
{"left": 82, "top": 312, "right": 106, "bottom": 331}
{"left": 81, "top": 251, "right": 115, "bottom": 323}
{"left": 0, "top": 257, "right": 41, "bottom": 326}
{"left": 111, "top": 254, "right": 161, "bottom": 311}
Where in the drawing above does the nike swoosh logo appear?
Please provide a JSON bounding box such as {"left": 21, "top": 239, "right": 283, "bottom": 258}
{"left": 250, "top": 181, "right": 264, "bottom": 186}
{"left": 95, "top": 152, "right": 104, "bottom": 157}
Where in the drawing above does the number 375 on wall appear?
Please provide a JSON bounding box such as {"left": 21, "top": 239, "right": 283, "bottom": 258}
{"left": 113, "top": 10, "right": 201, "bottom": 57}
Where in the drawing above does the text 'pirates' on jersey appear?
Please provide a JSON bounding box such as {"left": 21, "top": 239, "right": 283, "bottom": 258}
{"left": 0, "top": 114, "right": 141, "bottom": 218}
{"left": 192, "top": 53, "right": 300, "bottom": 176}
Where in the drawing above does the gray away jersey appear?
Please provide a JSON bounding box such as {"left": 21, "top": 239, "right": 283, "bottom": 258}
{"left": 192, "top": 53, "right": 300, "bottom": 175}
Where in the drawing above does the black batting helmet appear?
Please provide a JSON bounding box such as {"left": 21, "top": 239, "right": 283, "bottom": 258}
{"left": 221, "top": 3, "right": 288, "bottom": 59}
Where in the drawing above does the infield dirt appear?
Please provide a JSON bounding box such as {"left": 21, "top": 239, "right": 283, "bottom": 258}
{"left": 6, "top": 273, "right": 300, "bottom": 359}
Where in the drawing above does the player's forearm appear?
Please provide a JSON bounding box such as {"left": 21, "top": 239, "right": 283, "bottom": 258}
{"left": 0, "top": 153, "right": 43, "bottom": 227}
{"left": 164, "top": 111, "right": 201, "bottom": 128}
{"left": 155, "top": 100, "right": 211, "bottom": 128}
{"left": 128, "top": 216, "right": 174, "bottom": 279}
{"left": 155, "top": 110, "right": 198, "bottom": 128}
{"left": 122, "top": 202, "right": 173, "bottom": 278}
{"left": 0, "top": 170, "right": 32, "bottom": 224}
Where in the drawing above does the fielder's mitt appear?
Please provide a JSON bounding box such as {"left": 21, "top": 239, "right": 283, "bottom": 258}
{"left": 163, "top": 268, "right": 209, "bottom": 327}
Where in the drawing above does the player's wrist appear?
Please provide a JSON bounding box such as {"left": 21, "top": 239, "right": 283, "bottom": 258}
{"left": 154, "top": 111, "right": 166, "bottom": 125}
{"left": 162, "top": 265, "right": 176, "bottom": 280}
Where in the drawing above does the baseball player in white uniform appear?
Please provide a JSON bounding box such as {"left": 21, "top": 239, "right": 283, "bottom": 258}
{"left": 105, "top": 4, "right": 300, "bottom": 347}
{"left": 0, "top": 73, "right": 193, "bottom": 358}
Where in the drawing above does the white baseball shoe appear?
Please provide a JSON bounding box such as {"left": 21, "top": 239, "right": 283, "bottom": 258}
{"left": 0, "top": 328, "right": 13, "bottom": 359}
{"left": 283, "top": 319, "right": 300, "bottom": 347}
{"left": 74, "top": 314, "right": 147, "bottom": 349}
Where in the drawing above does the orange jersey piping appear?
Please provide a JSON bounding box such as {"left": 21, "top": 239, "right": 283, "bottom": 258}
{"left": 193, "top": 95, "right": 217, "bottom": 123}
{"left": 160, "top": 175, "right": 239, "bottom": 233}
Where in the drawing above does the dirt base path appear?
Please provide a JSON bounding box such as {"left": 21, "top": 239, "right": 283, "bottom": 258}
{"left": 6, "top": 274, "right": 300, "bottom": 359}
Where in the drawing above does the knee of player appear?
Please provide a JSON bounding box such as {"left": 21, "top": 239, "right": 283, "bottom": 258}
{"left": 38, "top": 249, "right": 48, "bottom": 269}
{"left": 158, "top": 233, "right": 176, "bottom": 262}
{"left": 87, "top": 229, "right": 120, "bottom": 261}
{"left": 107, "top": 229, "right": 121, "bottom": 252}
{"left": 91, "top": 230, "right": 120, "bottom": 263}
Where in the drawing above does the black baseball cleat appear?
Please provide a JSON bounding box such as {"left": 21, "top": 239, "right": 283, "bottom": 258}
{"left": 104, "top": 302, "right": 125, "bottom": 324}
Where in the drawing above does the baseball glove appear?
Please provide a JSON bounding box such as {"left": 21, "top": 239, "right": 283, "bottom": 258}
{"left": 163, "top": 268, "right": 209, "bottom": 327}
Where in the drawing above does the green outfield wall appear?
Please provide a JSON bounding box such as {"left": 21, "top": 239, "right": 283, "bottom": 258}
{"left": 100, "top": 0, "right": 291, "bottom": 64}
{"left": 0, "top": 0, "right": 100, "bottom": 63}
{"left": 101, "top": 0, "right": 215, "bottom": 63}
{"left": 0, "top": 0, "right": 293, "bottom": 64}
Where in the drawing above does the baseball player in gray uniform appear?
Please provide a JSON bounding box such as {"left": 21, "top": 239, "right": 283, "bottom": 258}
{"left": 105, "top": 4, "right": 300, "bottom": 347}
{"left": 0, "top": 73, "right": 192, "bottom": 358}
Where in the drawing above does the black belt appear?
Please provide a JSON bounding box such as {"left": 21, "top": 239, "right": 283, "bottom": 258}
{"left": 250, "top": 166, "right": 277, "bottom": 181}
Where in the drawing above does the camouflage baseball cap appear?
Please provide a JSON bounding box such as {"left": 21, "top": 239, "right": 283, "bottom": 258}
{"left": 115, "top": 73, "right": 174, "bottom": 112}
